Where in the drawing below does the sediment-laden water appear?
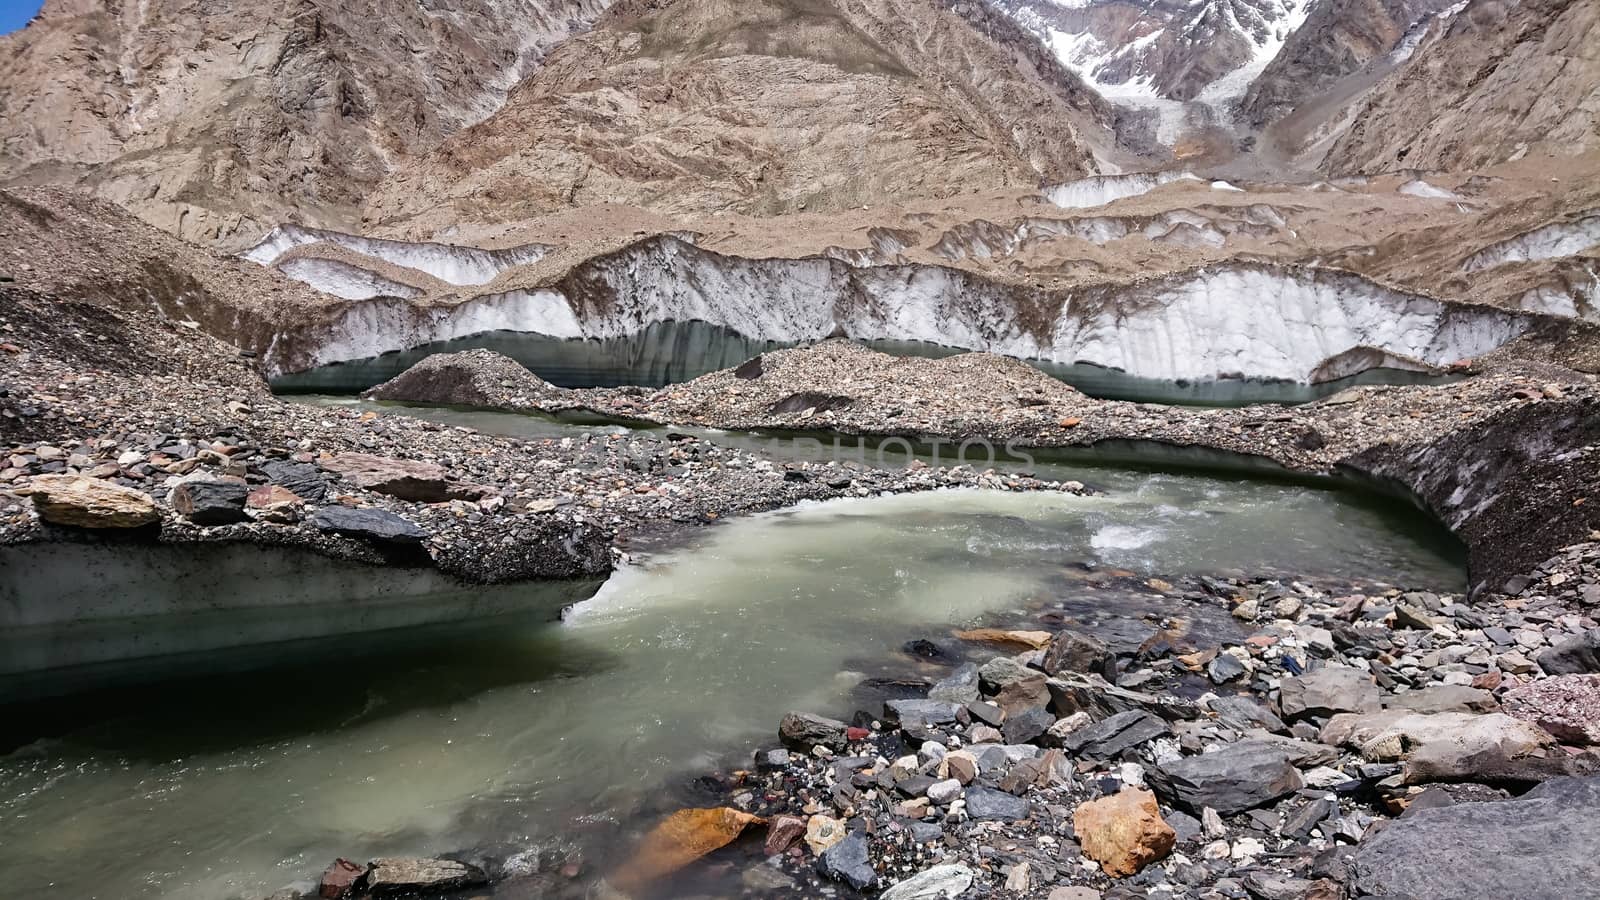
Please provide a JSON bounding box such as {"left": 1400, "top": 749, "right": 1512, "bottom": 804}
{"left": 1, "top": 414, "right": 1463, "bottom": 900}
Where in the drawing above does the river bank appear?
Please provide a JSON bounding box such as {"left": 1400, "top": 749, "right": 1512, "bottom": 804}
{"left": 367, "top": 338, "right": 1600, "bottom": 595}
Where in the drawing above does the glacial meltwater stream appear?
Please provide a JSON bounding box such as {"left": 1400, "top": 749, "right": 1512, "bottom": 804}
{"left": 0, "top": 405, "right": 1466, "bottom": 900}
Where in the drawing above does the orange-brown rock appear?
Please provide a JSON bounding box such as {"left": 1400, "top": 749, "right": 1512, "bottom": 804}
{"left": 953, "top": 628, "right": 1054, "bottom": 651}
{"left": 1073, "top": 788, "right": 1176, "bottom": 877}
{"left": 610, "top": 807, "right": 764, "bottom": 890}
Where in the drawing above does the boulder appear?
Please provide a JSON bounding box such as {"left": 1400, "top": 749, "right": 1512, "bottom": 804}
{"left": 879, "top": 864, "right": 975, "bottom": 900}
{"left": 885, "top": 698, "right": 963, "bottom": 732}
{"left": 318, "top": 858, "right": 365, "bottom": 899}
{"left": 1060, "top": 710, "right": 1169, "bottom": 760}
{"left": 1208, "top": 695, "right": 1287, "bottom": 733}
{"left": 1321, "top": 710, "right": 1558, "bottom": 783}
{"left": 1042, "top": 630, "right": 1117, "bottom": 679}
{"left": 1352, "top": 776, "right": 1600, "bottom": 899}
{"left": 1278, "top": 665, "right": 1381, "bottom": 721}
{"left": 170, "top": 479, "right": 249, "bottom": 525}
{"left": 764, "top": 814, "right": 807, "bottom": 856}
{"left": 1502, "top": 675, "right": 1600, "bottom": 746}
{"left": 779, "top": 711, "right": 848, "bottom": 752}
{"left": 965, "top": 786, "right": 1031, "bottom": 821}
{"left": 816, "top": 830, "right": 875, "bottom": 889}
{"left": 1073, "top": 788, "right": 1176, "bottom": 877}
{"left": 954, "top": 628, "right": 1053, "bottom": 651}
{"left": 1540, "top": 629, "right": 1600, "bottom": 675}
{"left": 1002, "top": 708, "right": 1056, "bottom": 745}
{"left": 1047, "top": 673, "right": 1200, "bottom": 722}
{"left": 1386, "top": 684, "right": 1499, "bottom": 715}
{"left": 321, "top": 452, "right": 487, "bottom": 503}
{"left": 610, "top": 807, "right": 764, "bottom": 890}
{"left": 979, "top": 655, "right": 1039, "bottom": 692}
{"left": 1148, "top": 742, "right": 1303, "bottom": 814}
{"left": 928, "top": 663, "right": 980, "bottom": 703}
{"left": 805, "top": 814, "right": 846, "bottom": 854}
{"left": 364, "top": 857, "right": 486, "bottom": 896}
{"left": 27, "top": 475, "right": 158, "bottom": 528}
{"left": 310, "top": 507, "right": 428, "bottom": 545}
{"left": 255, "top": 459, "right": 329, "bottom": 501}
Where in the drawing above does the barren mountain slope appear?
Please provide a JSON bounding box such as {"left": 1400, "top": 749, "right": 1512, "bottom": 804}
{"left": 0, "top": 0, "right": 612, "bottom": 249}
{"left": 1238, "top": 0, "right": 1461, "bottom": 128}
{"left": 361, "top": 0, "right": 1118, "bottom": 236}
{"left": 1321, "top": 0, "right": 1600, "bottom": 173}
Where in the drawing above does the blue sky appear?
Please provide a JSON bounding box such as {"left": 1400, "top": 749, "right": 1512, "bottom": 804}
{"left": 1, "top": 0, "right": 43, "bottom": 35}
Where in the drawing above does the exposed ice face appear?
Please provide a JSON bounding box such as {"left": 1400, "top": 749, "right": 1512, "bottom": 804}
{"left": 1049, "top": 267, "right": 1526, "bottom": 382}
{"left": 276, "top": 258, "right": 422, "bottom": 301}
{"left": 1043, "top": 172, "right": 1200, "bottom": 209}
{"left": 1461, "top": 212, "right": 1600, "bottom": 272}
{"left": 300, "top": 289, "right": 582, "bottom": 370}
{"left": 273, "top": 236, "right": 1531, "bottom": 387}
{"left": 245, "top": 225, "right": 555, "bottom": 286}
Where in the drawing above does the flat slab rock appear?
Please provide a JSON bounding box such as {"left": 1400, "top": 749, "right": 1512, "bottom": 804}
{"left": 364, "top": 857, "right": 487, "bottom": 894}
{"left": 1353, "top": 776, "right": 1600, "bottom": 899}
{"left": 1147, "top": 741, "right": 1303, "bottom": 815}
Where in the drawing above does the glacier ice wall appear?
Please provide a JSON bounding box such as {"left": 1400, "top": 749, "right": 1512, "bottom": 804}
{"left": 1043, "top": 172, "right": 1200, "bottom": 210}
{"left": 271, "top": 236, "right": 1531, "bottom": 385}
{"left": 1461, "top": 212, "right": 1600, "bottom": 272}
{"left": 1055, "top": 267, "right": 1525, "bottom": 382}
{"left": 277, "top": 257, "right": 423, "bottom": 300}
{"left": 246, "top": 225, "right": 555, "bottom": 286}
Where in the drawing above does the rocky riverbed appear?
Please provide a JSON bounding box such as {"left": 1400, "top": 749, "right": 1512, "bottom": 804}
{"left": 284, "top": 542, "right": 1600, "bottom": 900}
{"left": 558, "top": 542, "right": 1600, "bottom": 900}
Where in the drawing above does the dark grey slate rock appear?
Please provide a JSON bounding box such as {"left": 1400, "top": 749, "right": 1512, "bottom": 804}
{"left": 1278, "top": 665, "right": 1381, "bottom": 721}
{"left": 309, "top": 506, "right": 428, "bottom": 544}
{"left": 965, "top": 786, "right": 1031, "bottom": 821}
{"left": 1353, "top": 776, "right": 1600, "bottom": 899}
{"left": 1060, "top": 709, "right": 1168, "bottom": 759}
{"left": 817, "top": 830, "right": 875, "bottom": 889}
{"left": 1041, "top": 630, "right": 1116, "bottom": 679}
{"left": 1207, "top": 653, "right": 1246, "bottom": 683}
{"left": 1002, "top": 708, "right": 1055, "bottom": 745}
{"left": 256, "top": 459, "right": 328, "bottom": 501}
{"left": 929, "top": 663, "right": 980, "bottom": 704}
{"left": 1539, "top": 629, "right": 1600, "bottom": 675}
{"left": 885, "top": 699, "right": 962, "bottom": 726}
{"left": 1047, "top": 673, "right": 1201, "bottom": 721}
{"left": 1210, "top": 695, "right": 1287, "bottom": 733}
{"left": 1148, "top": 742, "right": 1304, "bottom": 815}
{"left": 170, "top": 480, "right": 249, "bottom": 525}
{"left": 779, "top": 711, "right": 848, "bottom": 752}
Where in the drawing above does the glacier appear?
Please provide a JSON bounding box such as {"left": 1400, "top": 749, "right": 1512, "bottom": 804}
{"left": 1043, "top": 172, "right": 1200, "bottom": 209}
{"left": 1461, "top": 212, "right": 1600, "bottom": 272}
{"left": 263, "top": 235, "right": 1532, "bottom": 388}
{"left": 246, "top": 225, "right": 555, "bottom": 286}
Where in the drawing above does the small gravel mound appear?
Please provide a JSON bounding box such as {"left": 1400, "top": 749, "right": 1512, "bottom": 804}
{"left": 364, "top": 349, "right": 561, "bottom": 407}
